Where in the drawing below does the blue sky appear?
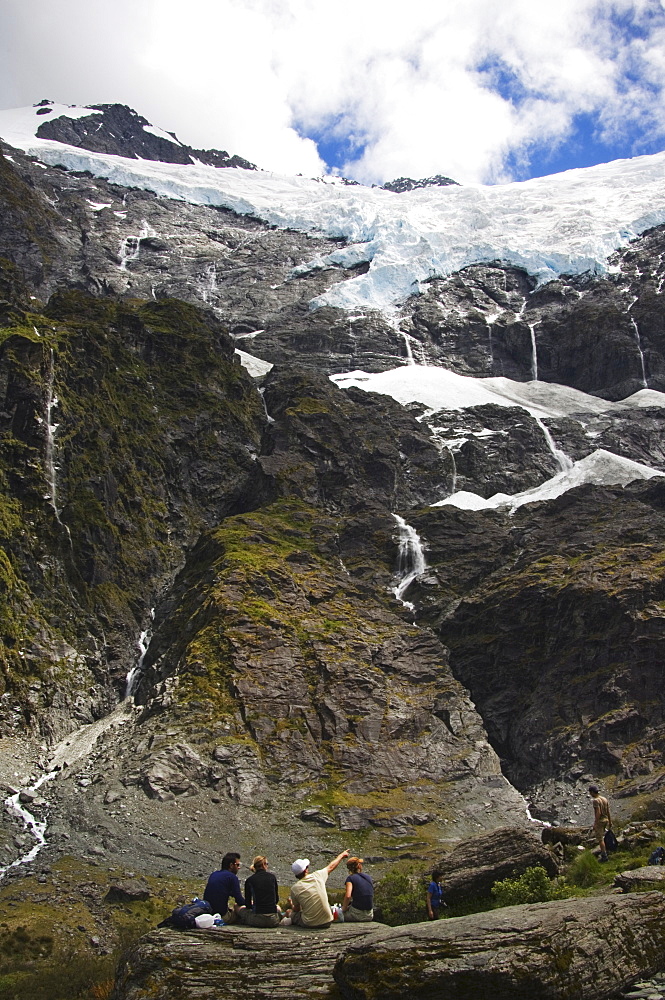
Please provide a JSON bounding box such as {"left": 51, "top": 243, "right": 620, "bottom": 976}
{"left": 2, "top": 0, "right": 665, "bottom": 184}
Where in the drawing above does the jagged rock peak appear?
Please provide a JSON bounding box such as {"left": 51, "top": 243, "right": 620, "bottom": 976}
{"left": 32, "top": 99, "right": 256, "bottom": 171}
{"left": 382, "top": 173, "right": 459, "bottom": 192}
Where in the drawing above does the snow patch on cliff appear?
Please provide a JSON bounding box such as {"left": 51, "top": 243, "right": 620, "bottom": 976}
{"left": 330, "top": 365, "right": 665, "bottom": 419}
{"left": 434, "top": 449, "right": 664, "bottom": 512}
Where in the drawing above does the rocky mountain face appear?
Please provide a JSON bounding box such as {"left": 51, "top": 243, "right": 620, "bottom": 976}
{"left": 33, "top": 100, "right": 256, "bottom": 170}
{"left": 0, "top": 114, "right": 663, "bottom": 891}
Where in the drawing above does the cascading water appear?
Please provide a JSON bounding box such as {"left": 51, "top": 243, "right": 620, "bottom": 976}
{"left": 118, "top": 220, "right": 156, "bottom": 270}
{"left": 534, "top": 417, "right": 573, "bottom": 472}
{"left": 626, "top": 297, "right": 648, "bottom": 389}
{"left": 200, "top": 262, "right": 218, "bottom": 304}
{"left": 125, "top": 612, "right": 154, "bottom": 699}
{"left": 43, "top": 349, "right": 59, "bottom": 515}
{"left": 0, "top": 772, "right": 55, "bottom": 880}
{"left": 528, "top": 323, "right": 539, "bottom": 380}
{"left": 391, "top": 514, "right": 427, "bottom": 612}
{"left": 400, "top": 331, "right": 416, "bottom": 365}
{"left": 533, "top": 417, "right": 575, "bottom": 472}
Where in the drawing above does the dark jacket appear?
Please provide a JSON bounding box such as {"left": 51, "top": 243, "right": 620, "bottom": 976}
{"left": 203, "top": 869, "right": 244, "bottom": 913}
{"left": 244, "top": 869, "right": 279, "bottom": 914}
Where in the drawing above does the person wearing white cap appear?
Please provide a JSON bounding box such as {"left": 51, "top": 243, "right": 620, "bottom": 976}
{"left": 285, "top": 850, "right": 349, "bottom": 928}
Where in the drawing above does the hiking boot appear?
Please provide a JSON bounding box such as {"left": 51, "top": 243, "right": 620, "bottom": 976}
{"left": 599, "top": 852, "right": 608, "bottom": 863}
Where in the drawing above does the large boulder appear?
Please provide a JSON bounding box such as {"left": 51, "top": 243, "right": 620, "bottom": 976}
{"left": 437, "top": 826, "right": 558, "bottom": 903}
{"left": 111, "top": 923, "right": 381, "bottom": 1000}
{"left": 334, "top": 892, "right": 665, "bottom": 1000}
{"left": 614, "top": 866, "right": 665, "bottom": 892}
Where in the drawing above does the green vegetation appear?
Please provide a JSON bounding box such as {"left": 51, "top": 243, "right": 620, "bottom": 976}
{"left": 491, "top": 866, "right": 569, "bottom": 907}
{"left": 373, "top": 867, "right": 427, "bottom": 926}
{"left": 0, "top": 857, "right": 201, "bottom": 1000}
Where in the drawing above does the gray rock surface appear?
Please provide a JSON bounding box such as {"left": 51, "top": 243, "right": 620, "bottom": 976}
{"left": 436, "top": 826, "right": 559, "bottom": 903}
{"left": 334, "top": 892, "right": 665, "bottom": 1000}
{"left": 111, "top": 923, "right": 382, "bottom": 1000}
{"left": 614, "top": 865, "right": 665, "bottom": 891}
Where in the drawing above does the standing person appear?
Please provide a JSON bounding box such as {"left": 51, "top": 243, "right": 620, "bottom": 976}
{"left": 242, "top": 855, "right": 282, "bottom": 927}
{"left": 426, "top": 870, "right": 444, "bottom": 920}
{"left": 342, "top": 857, "right": 374, "bottom": 922}
{"left": 203, "top": 852, "right": 246, "bottom": 922}
{"left": 285, "top": 850, "right": 349, "bottom": 928}
{"left": 589, "top": 785, "right": 613, "bottom": 862}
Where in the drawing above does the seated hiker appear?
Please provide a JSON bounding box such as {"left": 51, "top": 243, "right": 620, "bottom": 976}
{"left": 241, "top": 855, "right": 282, "bottom": 927}
{"left": 341, "top": 856, "right": 374, "bottom": 922}
{"left": 426, "top": 869, "right": 444, "bottom": 920}
{"left": 285, "top": 850, "right": 349, "bottom": 928}
{"left": 203, "top": 851, "right": 246, "bottom": 923}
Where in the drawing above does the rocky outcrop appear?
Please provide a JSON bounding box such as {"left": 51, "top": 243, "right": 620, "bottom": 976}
{"left": 334, "top": 892, "right": 665, "bottom": 1000}
{"left": 129, "top": 500, "right": 530, "bottom": 836}
{"left": 415, "top": 477, "right": 665, "bottom": 819}
{"left": 259, "top": 368, "right": 446, "bottom": 510}
{"left": 111, "top": 923, "right": 382, "bottom": 1000}
{"left": 436, "top": 827, "right": 558, "bottom": 903}
{"left": 381, "top": 175, "right": 459, "bottom": 192}
{"left": 35, "top": 102, "right": 256, "bottom": 170}
{"left": 614, "top": 866, "right": 665, "bottom": 892}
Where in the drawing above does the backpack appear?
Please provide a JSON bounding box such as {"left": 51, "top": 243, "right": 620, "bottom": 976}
{"left": 158, "top": 898, "right": 213, "bottom": 929}
{"left": 603, "top": 829, "right": 619, "bottom": 853}
{"left": 648, "top": 846, "right": 665, "bottom": 866}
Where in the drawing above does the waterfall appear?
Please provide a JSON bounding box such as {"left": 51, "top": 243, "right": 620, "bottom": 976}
{"left": 118, "top": 220, "right": 156, "bottom": 270}
{"left": 528, "top": 323, "right": 539, "bottom": 380}
{"left": 449, "top": 449, "right": 458, "bottom": 495}
{"left": 0, "top": 772, "right": 56, "bottom": 880}
{"left": 391, "top": 514, "right": 427, "bottom": 611}
{"left": 200, "top": 262, "right": 218, "bottom": 304}
{"left": 626, "top": 296, "right": 648, "bottom": 389}
{"left": 43, "top": 349, "right": 59, "bottom": 515}
{"left": 400, "top": 331, "right": 416, "bottom": 365}
{"left": 125, "top": 611, "right": 154, "bottom": 699}
{"left": 534, "top": 417, "right": 573, "bottom": 472}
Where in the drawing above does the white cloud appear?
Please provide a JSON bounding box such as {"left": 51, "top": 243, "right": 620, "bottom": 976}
{"left": 0, "top": 0, "right": 664, "bottom": 183}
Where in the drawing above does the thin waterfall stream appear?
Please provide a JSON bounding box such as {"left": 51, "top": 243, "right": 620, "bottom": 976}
{"left": 534, "top": 417, "right": 573, "bottom": 472}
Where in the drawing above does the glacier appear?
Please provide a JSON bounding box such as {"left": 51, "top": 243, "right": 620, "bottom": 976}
{"left": 3, "top": 104, "right": 665, "bottom": 314}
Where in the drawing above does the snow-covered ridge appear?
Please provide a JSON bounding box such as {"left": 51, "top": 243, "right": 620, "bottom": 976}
{"left": 3, "top": 103, "right": 665, "bottom": 314}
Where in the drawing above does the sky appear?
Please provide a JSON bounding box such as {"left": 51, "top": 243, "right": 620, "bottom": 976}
{"left": 1, "top": 0, "right": 665, "bottom": 185}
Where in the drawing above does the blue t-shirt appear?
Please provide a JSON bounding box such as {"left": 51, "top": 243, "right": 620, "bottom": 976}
{"left": 346, "top": 872, "right": 374, "bottom": 910}
{"left": 203, "top": 869, "right": 244, "bottom": 913}
{"left": 427, "top": 880, "right": 443, "bottom": 908}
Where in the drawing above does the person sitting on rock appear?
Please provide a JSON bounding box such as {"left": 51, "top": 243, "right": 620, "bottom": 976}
{"left": 426, "top": 869, "right": 444, "bottom": 920}
{"left": 203, "top": 851, "right": 246, "bottom": 922}
{"left": 589, "top": 785, "right": 612, "bottom": 862}
{"left": 242, "top": 855, "right": 282, "bottom": 927}
{"left": 284, "top": 850, "right": 349, "bottom": 928}
{"left": 341, "top": 857, "right": 374, "bottom": 922}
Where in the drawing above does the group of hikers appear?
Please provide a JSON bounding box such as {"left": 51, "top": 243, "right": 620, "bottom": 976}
{"left": 200, "top": 785, "right": 614, "bottom": 929}
{"left": 203, "top": 849, "right": 375, "bottom": 928}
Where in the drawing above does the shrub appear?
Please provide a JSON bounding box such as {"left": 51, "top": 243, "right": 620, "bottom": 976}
{"left": 566, "top": 851, "right": 602, "bottom": 888}
{"left": 373, "top": 868, "right": 427, "bottom": 926}
{"left": 491, "top": 866, "right": 569, "bottom": 907}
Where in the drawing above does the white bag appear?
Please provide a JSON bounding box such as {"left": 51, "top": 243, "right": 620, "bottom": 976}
{"left": 194, "top": 912, "right": 215, "bottom": 928}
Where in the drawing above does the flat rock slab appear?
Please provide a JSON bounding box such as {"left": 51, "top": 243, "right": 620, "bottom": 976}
{"left": 614, "top": 865, "right": 665, "bottom": 891}
{"left": 334, "top": 892, "right": 665, "bottom": 1000}
{"left": 111, "top": 923, "right": 383, "bottom": 1000}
